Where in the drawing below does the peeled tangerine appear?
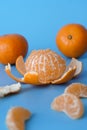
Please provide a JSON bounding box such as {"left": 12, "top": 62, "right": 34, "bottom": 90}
{"left": 5, "top": 49, "right": 82, "bottom": 85}
{"left": 51, "top": 93, "right": 84, "bottom": 119}
{"left": 6, "top": 107, "right": 31, "bottom": 130}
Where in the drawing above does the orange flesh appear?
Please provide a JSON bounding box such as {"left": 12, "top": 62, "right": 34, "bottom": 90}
{"left": 65, "top": 83, "right": 87, "bottom": 97}
{"left": 6, "top": 107, "right": 31, "bottom": 130}
{"left": 25, "top": 49, "right": 66, "bottom": 84}
{"left": 51, "top": 93, "right": 84, "bottom": 119}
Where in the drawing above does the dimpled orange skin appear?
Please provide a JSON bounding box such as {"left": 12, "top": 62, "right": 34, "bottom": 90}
{"left": 56, "top": 24, "right": 87, "bottom": 58}
{"left": 0, "top": 34, "right": 28, "bottom": 64}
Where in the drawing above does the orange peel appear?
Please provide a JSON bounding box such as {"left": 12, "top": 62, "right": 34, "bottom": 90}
{"left": 68, "top": 58, "right": 82, "bottom": 77}
{"left": 5, "top": 63, "right": 24, "bottom": 83}
{"left": 16, "top": 56, "right": 26, "bottom": 75}
{"left": 5, "top": 49, "right": 82, "bottom": 85}
{"left": 0, "top": 82, "right": 21, "bottom": 97}
{"left": 5, "top": 63, "right": 41, "bottom": 85}
{"left": 51, "top": 93, "right": 84, "bottom": 119}
{"left": 6, "top": 107, "right": 31, "bottom": 130}
{"left": 52, "top": 66, "right": 76, "bottom": 84}
{"left": 65, "top": 83, "right": 87, "bottom": 98}
{"left": 24, "top": 71, "right": 41, "bottom": 85}
{"left": 52, "top": 58, "right": 82, "bottom": 84}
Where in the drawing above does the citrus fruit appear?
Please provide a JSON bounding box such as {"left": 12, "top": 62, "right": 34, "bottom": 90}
{"left": 6, "top": 107, "right": 31, "bottom": 130}
{"left": 5, "top": 49, "right": 82, "bottom": 85}
{"left": 56, "top": 24, "right": 87, "bottom": 58}
{"left": 65, "top": 83, "right": 87, "bottom": 97}
{"left": 0, "top": 34, "right": 28, "bottom": 64}
{"left": 5, "top": 49, "right": 66, "bottom": 84}
{"left": 25, "top": 49, "right": 66, "bottom": 84}
{"left": 51, "top": 93, "right": 84, "bottom": 119}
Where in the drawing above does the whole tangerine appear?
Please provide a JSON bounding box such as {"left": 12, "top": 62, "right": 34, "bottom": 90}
{"left": 56, "top": 24, "right": 87, "bottom": 58}
{"left": 0, "top": 34, "right": 28, "bottom": 64}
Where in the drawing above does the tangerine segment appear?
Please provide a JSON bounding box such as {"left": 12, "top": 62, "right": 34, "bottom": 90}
{"left": 65, "top": 83, "right": 87, "bottom": 97}
{"left": 68, "top": 58, "right": 82, "bottom": 77}
{"left": 51, "top": 93, "right": 84, "bottom": 119}
{"left": 6, "top": 107, "right": 31, "bottom": 130}
{"left": 24, "top": 71, "right": 41, "bottom": 85}
{"left": 16, "top": 56, "right": 26, "bottom": 75}
{"left": 52, "top": 66, "right": 76, "bottom": 84}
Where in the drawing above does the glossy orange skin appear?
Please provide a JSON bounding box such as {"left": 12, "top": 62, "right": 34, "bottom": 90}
{"left": 0, "top": 34, "right": 28, "bottom": 64}
{"left": 56, "top": 24, "right": 87, "bottom": 58}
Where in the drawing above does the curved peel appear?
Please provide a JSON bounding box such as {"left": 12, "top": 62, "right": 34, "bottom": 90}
{"left": 24, "top": 71, "right": 41, "bottom": 85}
{"left": 16, "top": 56, "right": 26, "bottom": 75}
{"left": 52, "top": 58, "right": 82, "bottom": 84}
{"left": 5, "top": 64, "right": 41, "bottom": 85}
{"left": 5, "top": 63, "right": 24, "bottom": 83}
{"left": 68, "top": 58, "right": 82, "bottom": 77}
{"left": 52, "top": 66, "right": 76, "bottom": 84}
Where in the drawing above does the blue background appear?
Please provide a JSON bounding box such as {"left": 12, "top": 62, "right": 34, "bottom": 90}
{"left": 0, "top": 0, "right": 87, "bottom": 130}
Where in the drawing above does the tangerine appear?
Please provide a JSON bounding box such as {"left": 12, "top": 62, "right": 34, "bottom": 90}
{"left": 56, "top": 24, "right": 87, "bottom": 58}
{"left": 0, "top": 34, "right": 28, "bottom": 64}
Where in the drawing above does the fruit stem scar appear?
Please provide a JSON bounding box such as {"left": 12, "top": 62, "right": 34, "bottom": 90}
{"left": 67, "top": 35, "right": 72, "bottom": 40}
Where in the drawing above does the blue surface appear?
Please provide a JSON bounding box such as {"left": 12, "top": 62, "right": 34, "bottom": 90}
{"left": 0, "top": 0, "right": 87, "bottom": 130}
